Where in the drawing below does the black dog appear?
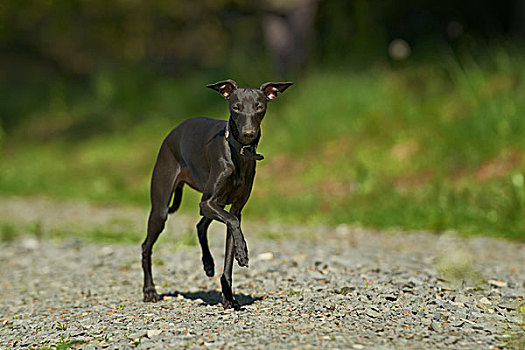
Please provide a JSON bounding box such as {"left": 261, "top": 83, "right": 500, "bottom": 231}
{"left": 141, "top": 79, "right": 293, "bottom": 309}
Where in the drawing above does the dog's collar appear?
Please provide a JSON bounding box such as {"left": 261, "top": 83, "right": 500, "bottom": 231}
{"left": 225, "top": 122, "right": 264, "bottom": 161}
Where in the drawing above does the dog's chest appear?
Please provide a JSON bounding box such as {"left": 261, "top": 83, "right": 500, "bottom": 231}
{"left": 218, "top": 167, "right": 255, "bottom": 204}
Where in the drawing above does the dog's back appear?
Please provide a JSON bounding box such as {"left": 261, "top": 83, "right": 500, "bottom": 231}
{"left": 162, "top": 117, "right": 227, "bottom": 191}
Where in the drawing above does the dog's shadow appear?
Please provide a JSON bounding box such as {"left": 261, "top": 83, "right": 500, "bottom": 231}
{"left": 160, "top": 290, "right": 262, "bottom": 308}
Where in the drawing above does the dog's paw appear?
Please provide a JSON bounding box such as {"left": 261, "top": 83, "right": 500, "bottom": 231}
{"left": 234, "top": 243, "right": 249, "bottom": 267}
{"left": 202, "top": 256, "right": 215, "bottom": 277}
{"left": 222, "top": 298, "right": 241, "bottom": 310}
{"left": 143, "top": 286, "right": 160, "bottom": 302}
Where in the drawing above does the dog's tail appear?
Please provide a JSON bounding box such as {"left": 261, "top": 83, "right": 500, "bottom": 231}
{"left": 168, "top": 186, "right": 183, "bottom": 214}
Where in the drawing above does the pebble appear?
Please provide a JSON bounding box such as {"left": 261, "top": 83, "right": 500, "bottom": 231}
{"left": 257, "top": 252, "right": 274, "bottom": 261}
{"left": 365, "top": 308, "right": 382, "bottom": 319}
{"left": 478, "top": 297, "right": 492, "bottom": 305}
{"left": 488, "top": 279, "right": 508, "bottom": 288}
{"left": 147, "top": 330, "right": 163, "bottom": 338}
{"left": 498, "top": 298, "right": 524, "bottom": 310}
{"left": 430, "top": 321, "right": 443, "bottom": 332}
{"left": 381, "top": 293, "right": 397, "bottom": 301}
{"left": 0, "top": 218, "right": 523, "bottom": 349}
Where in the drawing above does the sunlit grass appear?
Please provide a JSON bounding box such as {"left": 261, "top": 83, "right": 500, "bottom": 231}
{"left": 1, "top": 50, "right": 525, "bottom": 240}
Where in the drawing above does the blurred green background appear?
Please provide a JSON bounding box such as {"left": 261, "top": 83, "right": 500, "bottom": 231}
{"left": 1, "top": 0, "right": 525, "bottom": 240}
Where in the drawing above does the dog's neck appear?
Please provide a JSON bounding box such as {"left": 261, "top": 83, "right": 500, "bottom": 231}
{"left": 225, "top": 119, "right": 264, "bottom": 161}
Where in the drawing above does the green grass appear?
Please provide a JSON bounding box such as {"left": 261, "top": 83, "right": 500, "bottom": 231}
{"left": 0, "top": 217, "right": 145, "bottom": 244}
{"left": 1, "top": 223, "right": 19, "bottom": 242}
{"left": 38, "top": 337, "right": 86, "bottom": 350}
{"left": 1, "top": 49, "right": 525, "bottom": 241}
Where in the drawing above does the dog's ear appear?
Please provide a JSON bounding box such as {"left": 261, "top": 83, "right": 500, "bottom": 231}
{"left": 260, "top": 82, "right": 294, "bottom": 100}
{"left": 206, "top": 79, "right": 238, "bottom": 99}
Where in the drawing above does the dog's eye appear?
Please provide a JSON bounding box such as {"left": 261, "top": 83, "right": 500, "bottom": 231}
{"left": 256, "top": 105, "right": 264, "bottom": 111}
{"left": 232, "top": 105, "right": 241, "bottom": 112}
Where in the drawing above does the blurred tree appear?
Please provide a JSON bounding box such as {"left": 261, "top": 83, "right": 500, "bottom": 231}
{"left": 0, "top": 0, "right": 246, "bottom": 75}
{"left": 261, "top": 0, "right": 318, "bottom": 76}
{"left": 1, "top": 0, "right": 524, "bottom": 77}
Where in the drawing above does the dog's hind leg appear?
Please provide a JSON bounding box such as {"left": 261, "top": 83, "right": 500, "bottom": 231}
{"left": 197, "top": 217, "right": 215, "bottom": 277}
{"left": 142, "top": 144, "right": 180, "bottom": 302}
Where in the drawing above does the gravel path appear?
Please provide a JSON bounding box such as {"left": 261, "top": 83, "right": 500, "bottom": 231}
{"left": 0, "top": 198, "right": 524, "bottom": 349}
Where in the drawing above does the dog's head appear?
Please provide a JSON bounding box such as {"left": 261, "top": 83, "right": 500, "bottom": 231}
{"left": 207, "top": 79, "right": 293, "bottom": 145}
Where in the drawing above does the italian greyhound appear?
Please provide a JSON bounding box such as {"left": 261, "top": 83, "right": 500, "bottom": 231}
{"left": 141, "top": 79, "right": 293, "bottom": 309}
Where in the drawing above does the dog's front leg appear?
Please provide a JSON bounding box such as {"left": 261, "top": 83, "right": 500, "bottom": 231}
{"left": 199, "top": 166, "right": 249, "bottom": 267}
{"left": 221, "top": 228, "right": 240, "bottom": 309}
{"left": 220, "top": 207, "right": 247, "bottom": 309}
{"left": 199, "top": 198, "right": 249, "bottom": 267}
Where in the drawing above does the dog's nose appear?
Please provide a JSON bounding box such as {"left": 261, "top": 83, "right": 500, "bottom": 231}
{"left": 243, "top": 131, "right": 257, "bottom": 140}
